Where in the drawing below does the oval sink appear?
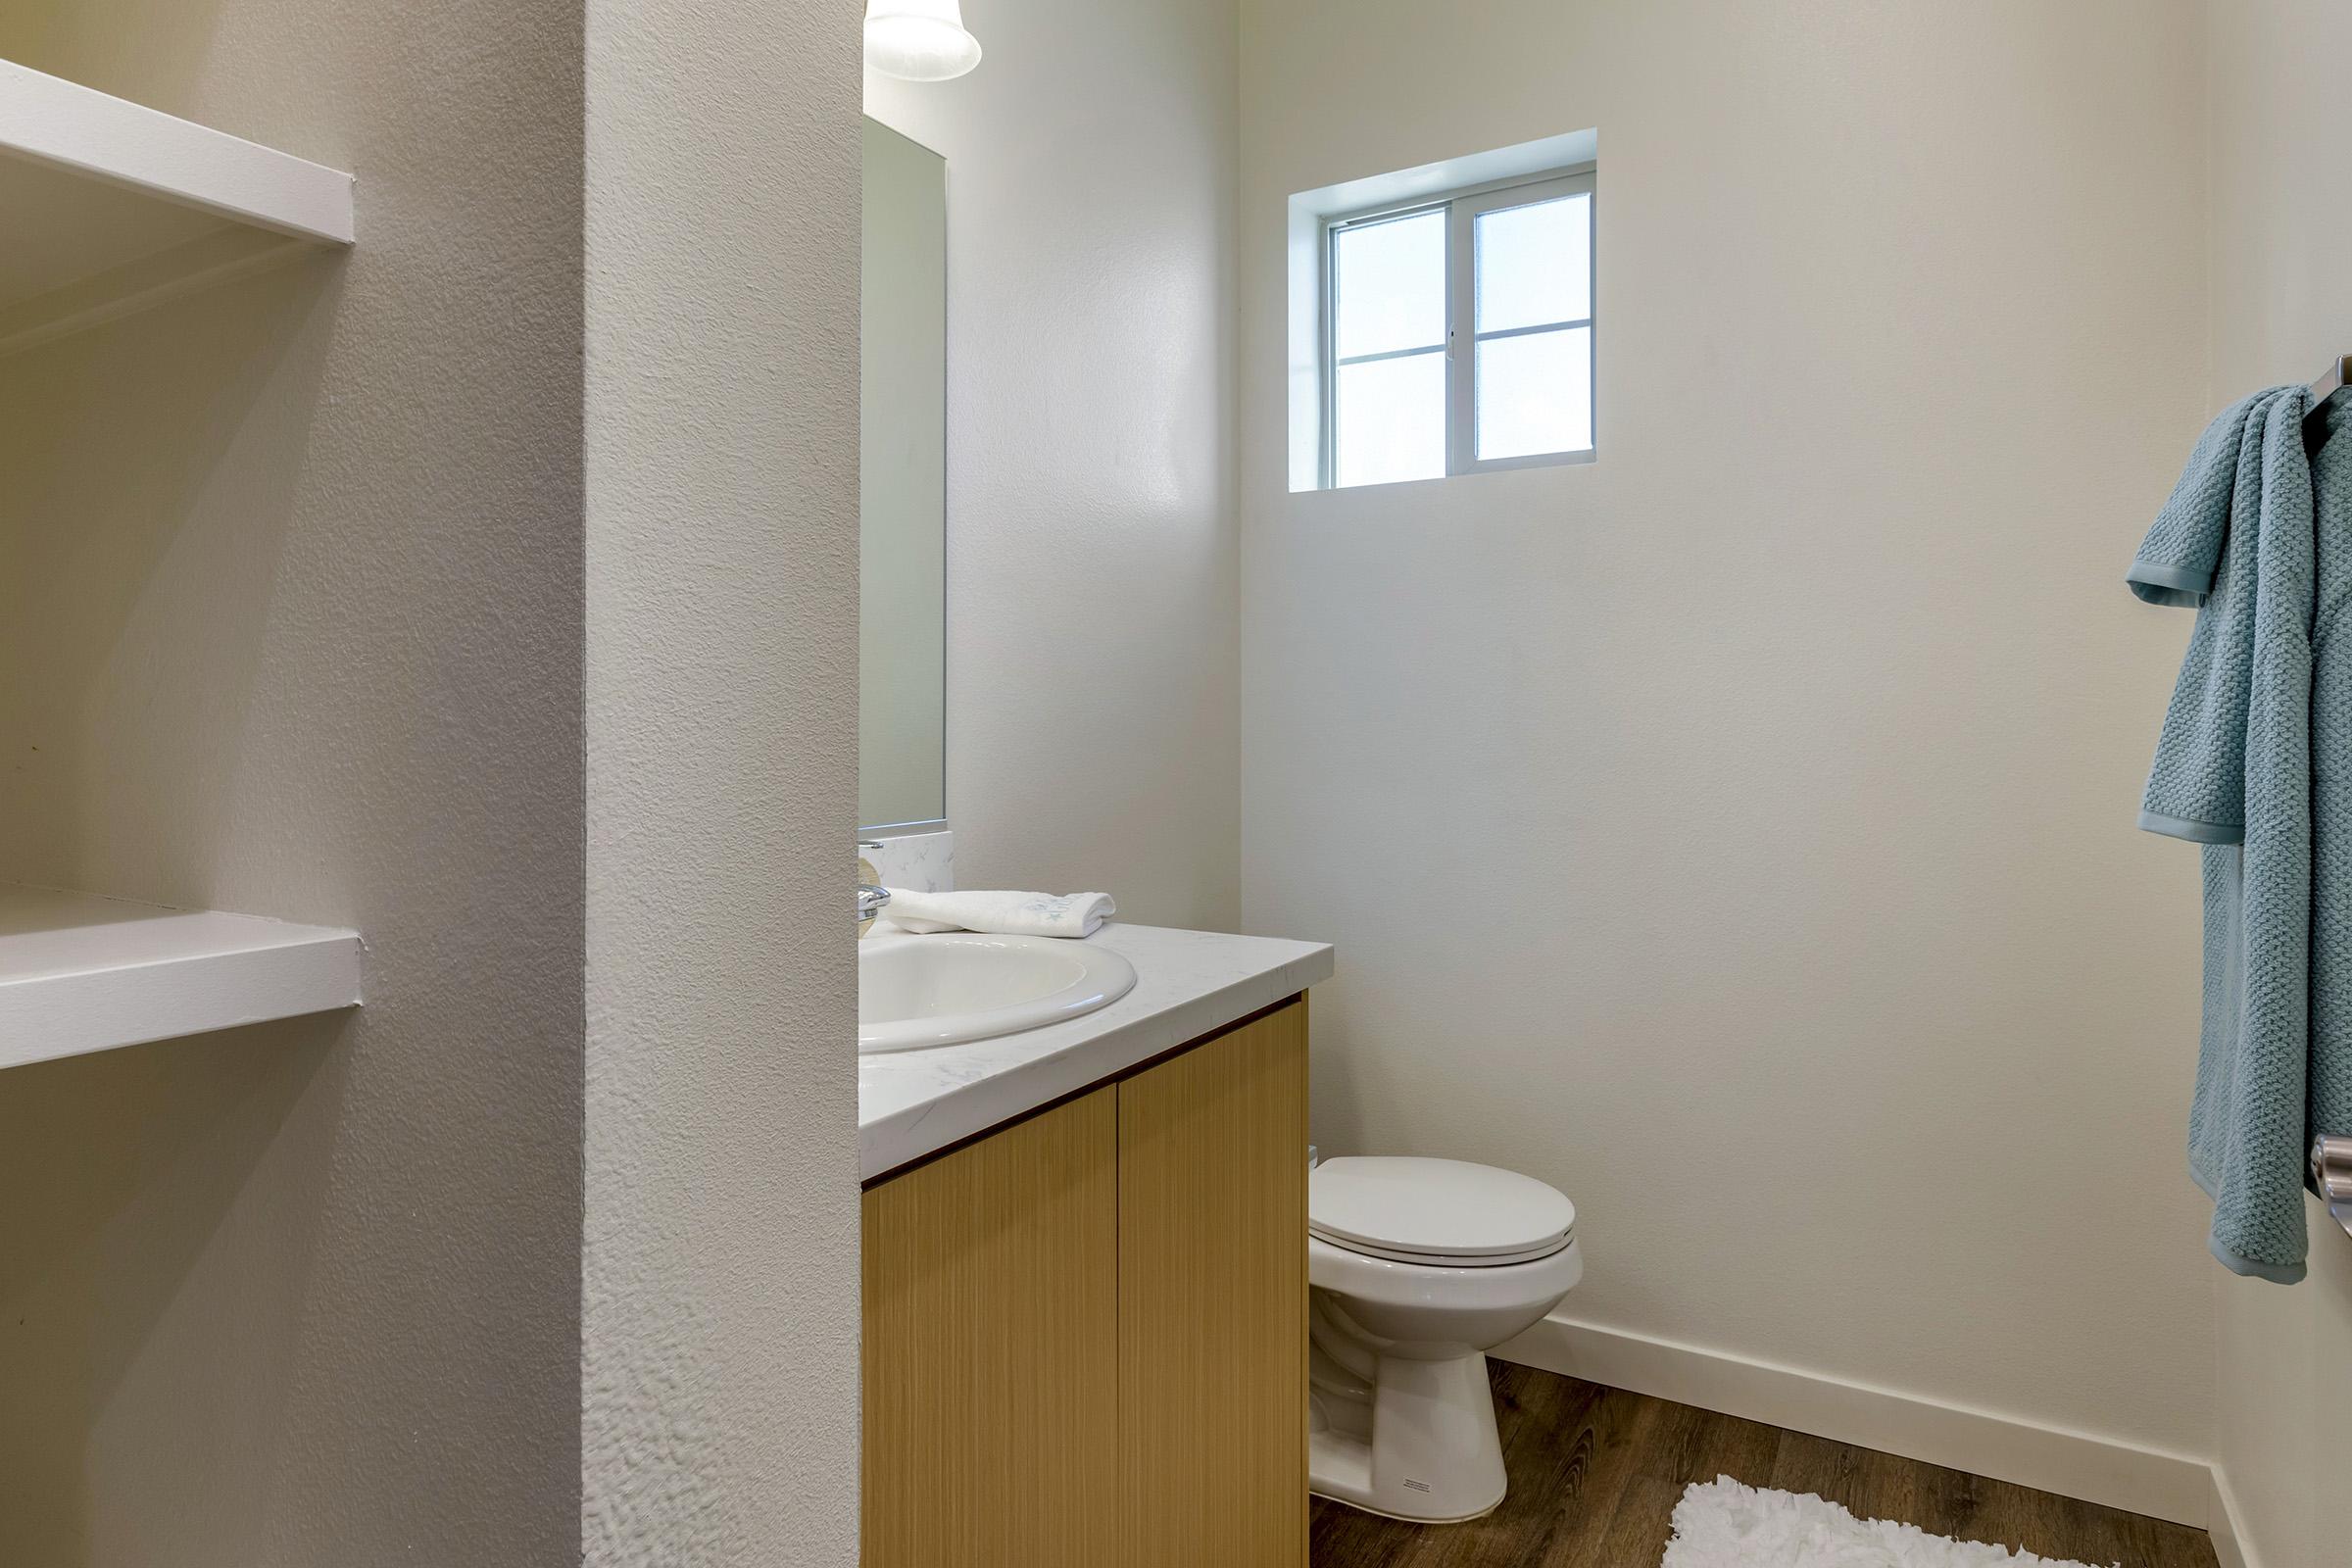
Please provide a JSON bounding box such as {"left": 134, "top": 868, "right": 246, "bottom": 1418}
{"left": 858, "top": 932, "right": 1138, "bottom": 1053}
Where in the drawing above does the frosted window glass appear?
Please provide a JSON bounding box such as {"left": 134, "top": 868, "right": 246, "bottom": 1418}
{"left": 1476, "top": 193, "right": 1590, "bottom": 333}
{"left": 1334, "top": 211, "right": 1446, "bottom": 360}
{"left": 1337, "top": 352, "right": 1446, "bottom": 487}
{"left": 1477, "top": 326, "right": 1592, "bottom": 461}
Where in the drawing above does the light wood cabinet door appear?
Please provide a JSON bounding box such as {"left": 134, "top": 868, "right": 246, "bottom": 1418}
{"left": 861, "top": 1087, "right": 1118, "bottom": 1568}
{"left": 1116, "top": 1000, "right": 1309, "bottom": 1568}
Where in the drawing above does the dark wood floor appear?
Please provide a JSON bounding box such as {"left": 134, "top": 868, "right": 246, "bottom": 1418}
{"left": 1310, "top": 1362, "right": 2219, "bottom": 1568}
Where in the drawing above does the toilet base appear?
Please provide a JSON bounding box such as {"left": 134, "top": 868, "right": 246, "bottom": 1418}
{"left": 1306, "top": 1348, "right": 1507, "bottom": 1524}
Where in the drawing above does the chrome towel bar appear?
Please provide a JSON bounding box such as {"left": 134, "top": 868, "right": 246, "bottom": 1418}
{"left": 2314, "top": 1137, "right": 2352, "bottom": 1243}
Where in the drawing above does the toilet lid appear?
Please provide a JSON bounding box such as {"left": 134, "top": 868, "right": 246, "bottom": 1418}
{"left": 1308, "top": 1156, "right": 1576, "bottom": 1266}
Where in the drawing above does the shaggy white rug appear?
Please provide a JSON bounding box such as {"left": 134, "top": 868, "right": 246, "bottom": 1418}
{"left": 1661, "top": 1478, "right": 2112, "bottom": 1568}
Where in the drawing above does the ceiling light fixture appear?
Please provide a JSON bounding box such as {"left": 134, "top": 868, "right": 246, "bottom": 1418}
{"left": 863, "top": 0, "right": 983, "bottom": 82}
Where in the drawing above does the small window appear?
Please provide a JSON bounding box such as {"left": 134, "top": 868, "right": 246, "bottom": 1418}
{"left": 1322, "top": 169, "right": 1593, "bottom": 488}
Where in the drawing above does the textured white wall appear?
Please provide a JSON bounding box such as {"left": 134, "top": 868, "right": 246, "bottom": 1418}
{"left": 583, "top": 0, "right": 862, "bottom": 1562}
{"left": 2203, "top": 0, "right": 2352, "bottom": 1555}
{"left": 0, "top": 1, "right": 584, "bottom": 1562}
{"left": 863, "top": 0, "right": 1241, "bottom": 928}
{"left": 1240, "top": 0, "right": 2221, "bottom": 1457}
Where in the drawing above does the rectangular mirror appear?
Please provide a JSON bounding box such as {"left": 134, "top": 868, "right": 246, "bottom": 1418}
{"left": 859, "top": 117, "right": 948, "bottom": 831}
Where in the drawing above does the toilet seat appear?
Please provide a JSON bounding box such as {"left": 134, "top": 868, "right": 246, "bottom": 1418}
{"left": 1309, "top": 1156, "right": 1576, "bottom": 1269}
{"left": 1312, "top": 1231, "right": 1572, "bottom": 1268}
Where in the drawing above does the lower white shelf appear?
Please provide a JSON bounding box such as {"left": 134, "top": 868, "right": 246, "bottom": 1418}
{"left": 0, "top": 884, "right": 363, "bottom": 1071}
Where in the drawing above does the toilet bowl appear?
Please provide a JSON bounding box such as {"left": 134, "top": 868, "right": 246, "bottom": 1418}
{"left": 1306, "top": 1156, "right": 1582, "bottom": 1524}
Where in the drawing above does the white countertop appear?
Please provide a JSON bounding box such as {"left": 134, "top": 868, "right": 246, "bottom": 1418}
{"left": 858, "top": 922, "right": 1334, "bottom": 1181}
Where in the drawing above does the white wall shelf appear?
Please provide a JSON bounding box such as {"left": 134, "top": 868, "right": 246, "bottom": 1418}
{"left": 0, "top": 885, "right": 363, "bottom": 1071}
{"left": 0, "top": 58, "right": 356, "bottom": 357}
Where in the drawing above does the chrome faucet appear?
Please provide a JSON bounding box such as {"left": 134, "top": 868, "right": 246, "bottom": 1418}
{"left": 857, "top": 842, "right": 892, "bottom": 929}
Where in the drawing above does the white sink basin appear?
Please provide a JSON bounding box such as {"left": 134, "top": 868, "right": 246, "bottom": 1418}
{"left": 858, "top": 932, "right": 1138, "bottom": 1053}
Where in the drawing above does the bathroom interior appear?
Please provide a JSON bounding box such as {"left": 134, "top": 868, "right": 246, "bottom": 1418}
{"left": 0, "top": 0, "right": 2346, "bottom": 1564}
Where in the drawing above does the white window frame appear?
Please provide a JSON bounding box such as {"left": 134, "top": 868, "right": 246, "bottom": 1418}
{"left": 1319, "top": 164, "right": 1595, "bottom": 489}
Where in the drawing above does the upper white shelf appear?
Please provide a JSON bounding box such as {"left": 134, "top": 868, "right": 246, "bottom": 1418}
{"left": 0, "top": 885, "right": 363, "bottom": 1072}
{"left": 0, "top": 58, "right": 355, "bottom": 355}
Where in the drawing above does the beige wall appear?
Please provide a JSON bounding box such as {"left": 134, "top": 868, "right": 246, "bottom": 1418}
{"left": 863, "top": 0, "right": 1241, "bottom": 928}
{"left": 1240, "top": 0, "right": 2221, "bottom": 1458}
{"left": 0, "top": 1, "right": 584, "bottom": 1562}
{"left": 582, "top": 0, "right": 862, "bottom": 1562}
{"left": 2203, "top": 0, "right": 2352, "bottom": 1557}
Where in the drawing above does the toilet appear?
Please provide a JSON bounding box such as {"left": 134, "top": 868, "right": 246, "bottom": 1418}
{"left": 1306, "top": 1155, "right": 1582, "bottom": 1523}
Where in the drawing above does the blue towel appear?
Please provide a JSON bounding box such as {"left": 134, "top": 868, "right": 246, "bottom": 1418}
{"left": 2131, "top": 385, "right": 2352, "bottom": 1282}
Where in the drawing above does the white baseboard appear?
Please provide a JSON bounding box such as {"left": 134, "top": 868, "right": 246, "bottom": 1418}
{"left": 2204, "top": 1467, "right": 2255, "bottom": 1568}
{"left": 1493, "top": 1314, "right": 2215, "bottom": 1530}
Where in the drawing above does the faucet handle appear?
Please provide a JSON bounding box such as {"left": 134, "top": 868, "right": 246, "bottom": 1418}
{"left": 857, "top": 841, "right": 891, "bottom": 934}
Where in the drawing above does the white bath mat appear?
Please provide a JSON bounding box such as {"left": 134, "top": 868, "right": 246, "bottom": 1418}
{"left": 1661, "top": 1478, "right": 2111, "bottom": 1568}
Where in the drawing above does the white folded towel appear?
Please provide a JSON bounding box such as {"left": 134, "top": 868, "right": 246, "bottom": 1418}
{"left": 881, "top": 888, "right": 1115, "bottom": 940}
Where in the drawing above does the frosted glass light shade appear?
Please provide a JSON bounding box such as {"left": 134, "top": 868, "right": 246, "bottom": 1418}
{"left": 864, "top": 0, "right": 983, "bottom": 81}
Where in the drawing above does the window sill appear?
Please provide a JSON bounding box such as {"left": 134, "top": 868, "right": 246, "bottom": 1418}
{"left": 1300, "top": 446, "right": 1596, "bottom": 496}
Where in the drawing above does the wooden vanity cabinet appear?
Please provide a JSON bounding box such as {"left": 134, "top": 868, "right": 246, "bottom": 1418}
{"left": 861, "top": 998, "right": 1309, "bottom": 1568}
{"left": 860, "top": 1084, "right": 1120, "bottom": 1566}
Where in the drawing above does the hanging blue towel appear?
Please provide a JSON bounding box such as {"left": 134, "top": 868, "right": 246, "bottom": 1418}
{"left": 2130, "top": 384, "right": 2352, "bottom": 1283}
